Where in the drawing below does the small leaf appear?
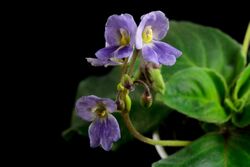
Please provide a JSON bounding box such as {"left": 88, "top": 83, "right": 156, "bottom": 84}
{"left": 232, "top": 65, "right": 250, "bottom": 127}
{"left": 153, "top": 131, "right": 250, "bottom": 167}
{"left": 232, "top": 95, "right": 250, "bottom": 127}
{"left": 158, "top": 67, "right": 229, "bottom": 123}
{"left": 233, "top": 65, "right": 250, "bottom": 109}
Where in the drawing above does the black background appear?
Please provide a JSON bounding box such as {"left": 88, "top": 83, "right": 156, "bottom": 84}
{"left": 18, "top": 0, "right": 249, "bottom": 166}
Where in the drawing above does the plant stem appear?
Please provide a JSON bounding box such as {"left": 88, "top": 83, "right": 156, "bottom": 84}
{"left": 128, "top": 49, "right": 139, "bottom": 76}
{"left": 122, "top": 113, "right": 191, "bottom": 147}
{"left": 121, "top": 58, "right": 129, "bottom": 79}
{"left": 134, "top": 80, "right": 151, "bottom": 95}
{"left": 242, "top": 22, "right": 250, "bottom": 64}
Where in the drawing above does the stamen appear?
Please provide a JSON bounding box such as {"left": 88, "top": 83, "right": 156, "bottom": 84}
{"left": 142, "top": 26, "right": 153, "bottom": 43}
{"left": 120, "top": 28, "right": 130, "bottom": 45}
{"left": 95, "top": 103, "right": 108, "bottom": 118}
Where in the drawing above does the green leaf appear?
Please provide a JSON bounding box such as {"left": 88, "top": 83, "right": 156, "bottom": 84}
{"left": 153, "top": 131, "right": 250, "bottom": 167}
{"left": 231, "top": 65, "right": 250, "bottom": 127}
{"left": 232, "top": 95, "right": 250, "bottom": 127}
{"left": 63, "top": 68, "right": 171, "bottom": 149}
{"left": 233, "top": 65, "right": 250, "bottom": 109}
{"left": 162, "top": 21, "right": 244, "bottom": 84}
{"left": 157, "top": 67, "right": 229, "bottom": 123}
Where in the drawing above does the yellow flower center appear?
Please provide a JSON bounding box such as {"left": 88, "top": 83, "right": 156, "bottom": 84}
{"left": 120, "top": 28, "right": 130, "bottom": 46}
{"left": 142, "top": 26, "right": 153, "bottom": 43}
{"left": 95, "top": 103, "right": 107, "bottom": 118}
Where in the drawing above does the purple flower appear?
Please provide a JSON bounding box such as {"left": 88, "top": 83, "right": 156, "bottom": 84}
{"left": 135, "top": 11, "right": 182, "bottom": 66}
{"left": 76, "top": 95, "right": 120, "bottom": 151}
{"left": 86, "top": 14, "right": 137, "bottom": 67}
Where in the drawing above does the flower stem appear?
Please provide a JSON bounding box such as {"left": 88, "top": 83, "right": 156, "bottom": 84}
{"left": 122, "top": 113, "right": 191, "bottom": 147}
{"left": 128, "top": 49, "right": 139, "bottom": 76}
{"left": 242, "top": 22, "right": 250, "bottom": 64}
{"left": 121, "top": 58, "right": 129, "bottom": 79}
{"left": 134, "top": 80, "right": 151, "bottom": 96}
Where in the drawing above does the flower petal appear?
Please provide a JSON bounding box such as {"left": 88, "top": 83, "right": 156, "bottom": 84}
{"left": 114, "top": 46, "right": 133, "bottom": 59}
{"left": 86, "top": 58, "right": 121, "bottom": 67}
{"left": 152, "top": 41, "right": 182, "bottom": 66}
{"left": 136, "top": 11, "right": 168, "bottom": 49}
{"left": 88, "top": 120, "right": 102, "bottom": 148}
{"left": 95, "top": 46, "right": 119, "bottom": 60}
{"left": 158, "top": 53, "right": 176, "bottom": 66}
{"left": 75, "top": 95, "right": 100, "bottom": 122}
{"left": 101, "top": 98, "right": 117, "bottom": 113}
{"left": 142, "top": 45, "right": 159, "bottom": 64}
{"left": 105, "top": 14, "right": 137, "bottom": 46}
{"left": 154, "top": 41, "right": 182, "bottom": 58}
{"left": 100, "top": 114, "right": 121, "bottom": 151}
{"left": 147, "top": 11, "right": 169, "bottom": 40}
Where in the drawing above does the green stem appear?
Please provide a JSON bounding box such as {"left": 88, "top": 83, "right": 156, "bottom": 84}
{"left": 134, "top": 80, "right": 151, "bottom": 96}
{"left": 140, "top": 58, "right": 152, "bottom": 86}
{"left": 128, "top": 49, "right": 139, "bottom": 76}
{"left": 121, "top": 58, "right": 129, "bottom": 79}
{"left": 242, "top": 22, "right": 250, "bottom": 64}
{"left": 122, "top": 113, "right": 191, "bottom": 147}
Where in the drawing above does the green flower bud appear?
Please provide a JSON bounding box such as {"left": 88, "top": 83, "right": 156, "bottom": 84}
{"left": 125, "top": 94, "right": 131, "bottom": 113}
{"left": 122, "top": 74, "right": 134, "bottom": 90}
{"left": 148, "top": 68, "right": 165, "bottom": 94}
{"left": 117, "top": 83, "right": 125, "bottom": 91}
{"left": 116, "top": 98, "right": 125, "bottom": 111}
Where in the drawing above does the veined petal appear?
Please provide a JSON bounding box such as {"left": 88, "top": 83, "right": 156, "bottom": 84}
{"left": 95, "top": 46, "right": 119, "bottom": 60}
{"left": 114, "top": 46, "right": 133, "bottom": 59}
{"left": 152, "top": 41, "right": 182, "bottom": 66}
{"left": 158, "top": 53, "right": 176, "bottom": 66}
{"left": 86, "top": 58, "right": 121, "bottom": 67}
{"left": 88, "top": 120, "right": 102, "bottom": 148}
{"left": 142, "top": 45, "right": 159, "bottom": 64}
{"left": 146, "top": 11, "right": 169, "bottom": 40}
{"left": 136, "top": 11, "right": 169, "bottom": 49}
{"left": 154, "top": 41, "right": 182, "bottom": 58}
{"left": 101, "top": 98, "right": 117, "bottom": 113}
{"left": 105, "top": 14, "right": 137, "bottom": 46}
{"left": 75, "top": 95, "right": 100, "bottom": 122}
{"left": 100, "top": 114, "right": 121, "bottom": 151}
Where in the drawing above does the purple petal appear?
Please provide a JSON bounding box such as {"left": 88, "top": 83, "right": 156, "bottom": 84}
{"left": 154, "top": 41, "right": 182, "bottom": 58}
{"left": 136, "top": 11, "right": 169, "bottom": 49}
{"left": 95, "top": 46, "right": 119, "bottom": 60}
{"left": 100, "top": 114, "right": 121, "bottom": 151}
{"left": 101, "top": 98, "right": 117, "bottom": 113}
{"left": 152, "top": 41, "right": 182, "bottom": 66}
{"left": 114, "top": 46, "right": 133, "bottom": 59}
{"left": 105, "top": 14, "right": 137, "bottom": 46}
{"left": 135, "top": 24, "right": 144, "bottom": 49}
{"left": 88, "top": 120, "right": 102, "bottom": 148}
{"left": 142, "top": 45, "right": 159, "bottom": 64}
{"left": 86, "top": 58, "right": 121, "bottom": 67}
{"left": 86, "top": 58, "right": 105, "bottom": 66}
{"left": 158, "top": 53, "right": 176, "bottom": 66}
{"left": 75, "top": 95, "right": 100, "bottom": 122}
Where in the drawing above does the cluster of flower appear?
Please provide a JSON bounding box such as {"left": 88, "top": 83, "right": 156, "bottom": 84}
{"left": 76, "top": 11, "right": 181, "bottom": 151}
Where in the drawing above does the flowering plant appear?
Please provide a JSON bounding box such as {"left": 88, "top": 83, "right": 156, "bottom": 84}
{"left": 64, "top": 11, "right": 250, "bottom": 166}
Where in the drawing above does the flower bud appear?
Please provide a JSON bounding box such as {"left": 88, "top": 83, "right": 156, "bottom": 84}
{"left": 140, "top": 91, "right": 153, "bottom": 108}
{"left": 148, "top": 68, "right": 165, "bottom": 94}
{"left": 116, "top": 98, "right": 125, "bottom": 111}
{"left": 122, "top": 74, "right": 134, "bottom": 91}
{"left": 125, "top": 94, "right": 132, "bottom": 112}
